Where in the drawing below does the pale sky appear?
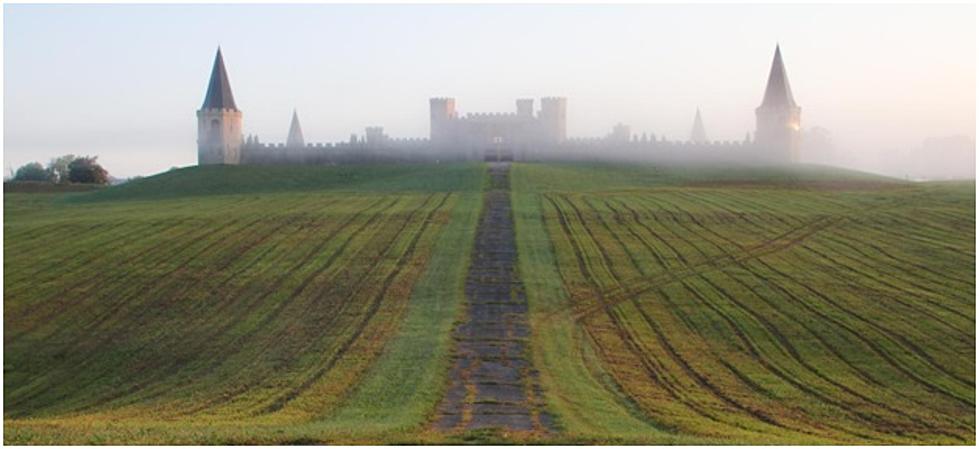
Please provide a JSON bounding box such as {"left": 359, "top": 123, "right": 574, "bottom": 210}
{"left": 4, "top": 3, "right": 975, "bottom": 177}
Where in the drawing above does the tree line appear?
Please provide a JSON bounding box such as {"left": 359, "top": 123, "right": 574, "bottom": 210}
{"left": 11, "top": 155, "right": 110, "bottom": 185}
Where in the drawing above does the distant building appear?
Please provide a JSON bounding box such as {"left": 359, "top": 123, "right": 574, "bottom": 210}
{"left": 430, "top": 97, "right": 567, "bottom": 161}
{"left": 196, "top": 45, "right": 800, "bottom": 165}
{"left": 196, "top": 48, "right": 242, "bottom": 165}
{"left": 690, "top": 108, "right": 708, "bottom": 144}
{"left": 286, "top": 109, "right": 305, "bottom": 149}
{"left": 755, "top": 45, "right": 802, "bottom": 163}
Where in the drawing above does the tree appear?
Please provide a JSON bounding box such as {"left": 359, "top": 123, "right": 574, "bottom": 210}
{"left": 46, "top": 154, "right": 76, "bottom": 183}
{"left": 68, "top": 156, "right": 109, "bottom": 185}
{"left": 13, "top": 162, "right": 54, "bottom": 182}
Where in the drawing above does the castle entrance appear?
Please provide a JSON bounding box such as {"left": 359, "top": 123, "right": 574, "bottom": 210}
{"left": 483, "top": 136, "right": 514, "bottom": 162}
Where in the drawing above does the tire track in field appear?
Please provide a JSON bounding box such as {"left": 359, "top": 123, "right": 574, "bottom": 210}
{"left": 542, "top": 194, "right": 786, "bottom": 438}
{"left": 568, "top": 195, "right": 872, "bottom": 440}
{"left": 552, "top": 192, "right": 970, "bottom": 440}
{"left": 4, "top": 219, "right": 181, "bottom": 297}
{"left": 434, "top": 163, "right": 551, "bottom": 434}
{"left": 3, "top": 220, "right": 180, "bottom": 321}
{"left": 615, "top": 204, "right": 896, "bottom": 437}
{"left": 665, "top": 282, "right": 890, "bottom": 441}
{"left": 748, "top": 258, "right": 975, "bottom": 408}
{"left": 75, "top": 199, "right": 381, "bottom": 417}
{"left": 5, "top": 221, "right": 133, "bottom": 280}
{"left": 834, "top": 223, "right": 975, "bottom": 292}
{"left": 828, "top": 222, "right": 976, "bottom": 292}
{"left": 657, "top": 192, "right": 976, "bottom": 412}
{"left": 261, "top": 192, "right": 452, "bottom": 414}
{"left": 568, "top": 199, "right": 846, "bottom": 323}
{"left": 693, "top": 274, "right": 965, "bottom": 439}
{"left": 580, "top": 197, "right": 649, "bottom": 277}
{"left": 647, "top": 195, "right": 967, "bottom": 424}
{"left": 599, "top": 199, "right": 672, "bottom": 272}
{"left": 32, "top": 195, "right": 398, "bottom": 416}
{"left": 249, "top": 194, "right": 444, "bottom": 412}
{"left": 4, "top": 215, "right": 276, "bottom": 413}
{"left": 801, "top": 240, "right": 974, "bottom": 335}
{"left": 662, "top": 195, "right": 976, "bottom": 426}
{"left": 4, "top": 221, "right": 100, "bottom": 250}
{"left": 170, "top": 195, "right": 436, "bottom": 416}
{"left": 126, "top": 196, "right": 407, "bottom": 416}
{"left": 59, "top": 216, "right": 326, "bottom": 416}
{"left": 4, "top": 217, "right": 205, "bottom": 345}
{"left": 862, "top": 219, "right": 974, "bottom": 259}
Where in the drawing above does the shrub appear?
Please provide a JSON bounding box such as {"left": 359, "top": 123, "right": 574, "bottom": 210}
{"left": 47, "top": 154, "right": 76, "bottom": 183}
{"left": 13, "top": 162, "right": 54, "bottom": 182}
{"left": 68, "top": 156, "right": 109, "bottom": 185}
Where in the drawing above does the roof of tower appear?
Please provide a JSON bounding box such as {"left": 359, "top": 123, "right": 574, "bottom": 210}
{"left": 690, "top": 108, "right": 708, "bottom": 143}
{"left": 201, "top": 47, "right": 238, "bottom": 111}
{"left": 759, "top": 44, "right": 797, "bottom": 108}
{"left": 287, "top": 109, "right": 305, "bottom": 148}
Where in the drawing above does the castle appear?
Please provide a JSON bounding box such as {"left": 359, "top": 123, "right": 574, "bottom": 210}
{"left": 197, "top": 45, "right": 800, "bottom": 165}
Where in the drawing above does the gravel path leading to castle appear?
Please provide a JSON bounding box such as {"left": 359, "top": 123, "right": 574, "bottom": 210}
{"left": 433, "top": 162, "right": 552, "bottom": 434}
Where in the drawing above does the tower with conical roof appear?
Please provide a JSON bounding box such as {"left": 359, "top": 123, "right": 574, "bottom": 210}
{"left": 197, "top": 47, "right": 243, "bottom": 165}
{"left": 286, "top": 109, "right": 305, "bottom": 148}
{"left": 755, "top": 44, "right": 801, "bottom": 163}
{"left": 690, "top": 108, "right": 708, "bottom": 144}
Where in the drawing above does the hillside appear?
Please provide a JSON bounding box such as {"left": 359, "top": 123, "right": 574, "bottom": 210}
{"left": 82, "top": 163, "right": 486, "bottom": 201}
{"left": 4, "top": 162, "right": 974, "bottom": 444}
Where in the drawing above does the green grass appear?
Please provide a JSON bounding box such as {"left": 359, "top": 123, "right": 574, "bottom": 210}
{"left": 4, "top": 163, "right": 486, "bottom": 444}
{"left": 4, "top": 161, "right": 974, "bottom": 444}
{"left": 81, "top": 163, "right": 484, "bottom": 202}
{"left": 511, "top": 162, "right": 974, "bottom": 444}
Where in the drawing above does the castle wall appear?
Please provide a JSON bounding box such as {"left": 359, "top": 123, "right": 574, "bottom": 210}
{"left": 198, "top": 45, "right": 800, "bottom": 167}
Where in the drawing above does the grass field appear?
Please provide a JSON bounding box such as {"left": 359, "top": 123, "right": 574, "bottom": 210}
{"left": 513, "top": 162, "right": 975, "bottom": 444}
{"left": 4, "top": 161, "right": 975, "bottom": 444}
{"left": 4, "top": 163, "right": 486, "bottom": 444}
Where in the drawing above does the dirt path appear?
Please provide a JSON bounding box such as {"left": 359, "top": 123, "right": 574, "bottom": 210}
{"left": 433, "top": 162, "right": 552, "bottom": 433}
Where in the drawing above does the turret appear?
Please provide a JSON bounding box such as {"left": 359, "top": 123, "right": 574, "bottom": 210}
{"left": 197, "top": 48, "right": 243, "bottom": 165}
{"left": 286, "top": 109, "right": 305, "bottom": 148}
{"left": 690, "top": 108, "right": 708, "bottom": 144}
{"left": 516, "top": 98, "right": 534, "bottom": 117}
{"left": 755, "top": 45, "right": 801, "bottom": 163}
{"left": 539, "top": 97, "right": 567, "bottom": 143}
{"left": 429, "top": 97, "right": 457, "bottom": 147}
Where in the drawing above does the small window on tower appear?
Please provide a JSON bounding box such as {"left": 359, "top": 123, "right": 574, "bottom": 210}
{"left": 209, "top": 119, "right": 221, "bottom": 143}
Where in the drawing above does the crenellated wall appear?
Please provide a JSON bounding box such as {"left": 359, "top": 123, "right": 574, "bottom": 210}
{"left": 198, "top": 45, "right": 800, "bottom": 167}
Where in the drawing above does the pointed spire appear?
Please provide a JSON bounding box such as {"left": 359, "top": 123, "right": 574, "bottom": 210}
{"left": 201, "top": 47, "right": 238, "bottom": 110}
{"left": 287, "top": 109, "right": 305, "bottom": 148}
{"left": 690, "top": 108, "right": 708, "bottom": 143}
{"left": 760, "top": 44, "right": 797, "bottom": 108}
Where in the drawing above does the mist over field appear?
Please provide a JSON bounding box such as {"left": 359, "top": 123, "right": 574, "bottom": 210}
{"left": 3, "top": 3, "right": 975, "bottom": 179}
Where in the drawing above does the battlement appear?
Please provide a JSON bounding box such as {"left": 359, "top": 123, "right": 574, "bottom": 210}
{"left": 200, "top": 45, "right": 800, "bottom": 167}
{"left": 460, "top": 112, "right": 525, "bottom": 120}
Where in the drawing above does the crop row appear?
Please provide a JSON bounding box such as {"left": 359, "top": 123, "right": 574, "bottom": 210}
{"left": 4, "top": 192, "right": 456, "bottom": 422}
{"left": 538, "top": 185, "right": 974, "bottom": 444}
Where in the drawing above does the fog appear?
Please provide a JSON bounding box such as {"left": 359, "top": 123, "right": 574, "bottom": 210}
{"left": 3, "top": 4, "right": 975, "bottom": 179}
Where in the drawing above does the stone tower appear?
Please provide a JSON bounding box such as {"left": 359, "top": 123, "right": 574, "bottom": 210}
{"left": 429, "top": 97, "right": 457, "bottom": 147}
{"left": 539, "top": 97, "right": 568, "bottom": 143}
{"left": 197, "top": 48, "right": 243, "bottom": 165}
{"left": 690, "top": 108, "right": 708, "bottom": 144}
{"left": 286, "top": 109, "right": 305, "bottom": 148}
{"left": 755, "top": 45, "right": 801, "bottom": 163}
{"left": 516, "top": 98, "right": 534, "bottom": 117}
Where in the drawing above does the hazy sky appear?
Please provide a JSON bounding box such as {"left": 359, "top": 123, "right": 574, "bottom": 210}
{"left": 4, "top": 3, "right": 975, "bottom": 177}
